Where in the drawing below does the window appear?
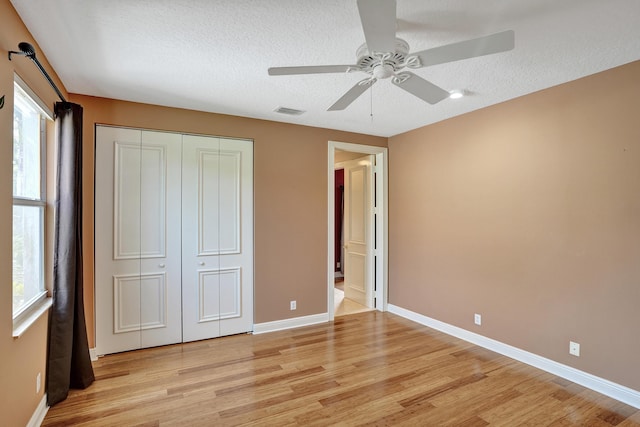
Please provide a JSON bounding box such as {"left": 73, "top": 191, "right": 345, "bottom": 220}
{"left": 12, "top": 81, "right": 49, "bottom": 322}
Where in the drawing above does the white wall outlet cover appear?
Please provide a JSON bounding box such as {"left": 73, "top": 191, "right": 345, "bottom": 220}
{"left": 474, "top": 314, "right": 482, "bottom": 325}
{"left": 569, "top": 341, "right": 580, "bottom": 357}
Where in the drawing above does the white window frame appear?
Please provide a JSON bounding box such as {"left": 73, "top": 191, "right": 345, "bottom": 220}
{"left": 12, "top": 76, "right": 53, "bottom": 337}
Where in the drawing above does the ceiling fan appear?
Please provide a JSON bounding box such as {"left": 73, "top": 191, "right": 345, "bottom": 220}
{"left": 268, "top": 0, "right": 514, "bottom": 111}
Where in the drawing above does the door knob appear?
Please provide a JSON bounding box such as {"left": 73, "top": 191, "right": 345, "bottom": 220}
{"left": 158, "top": 263, "right": 165, "bottom": 268}
{"left": 199, "top": 262, "right": 205, "bottom": 266}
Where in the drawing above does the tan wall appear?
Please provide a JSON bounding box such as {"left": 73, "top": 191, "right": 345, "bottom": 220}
{"left": 0, "top": 1, "right": 69, "bottom": 425}
{"left": 388, "top": 60, "right": 640, "bottom": 391}
{"left": 73, "top": 94, "right": 386, "bottom": 347}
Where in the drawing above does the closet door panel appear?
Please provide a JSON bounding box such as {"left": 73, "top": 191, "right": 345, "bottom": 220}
{"left": 138, "top": 130, "right": 182, "bottom": 349}
{"left": 182, "top": 135, "right": 222, "bottom": 342}
{"left": 113, "top": 143, "right": 143, "bottom": 259}
{"left": 182, "top": 135, "right": 253, "bottom": 342}
{"left": 218, "top": 138, "right": 253, "bottom": 337}
{"left": 199, "top": 268, "right": 241, "bottom": 321}
{"left": 218, "top": 150, "right": 241, "bottom": 254}
{"left": 96, "top": 126, "right": 144, "bottom": 354}
{"left": 95, "top": 126, "right": 182, "bottom": 355}
{"left": 113, "top": 273, "right": 166, "bottom": 333}
{"left": 196, "top": 148, "right": 240, "bottom": 255}
{"left": 138, "top": 142, "right": 167, "bottom": 258}
{"left": 198, "top": 149, "right": 221, "bottom": 255}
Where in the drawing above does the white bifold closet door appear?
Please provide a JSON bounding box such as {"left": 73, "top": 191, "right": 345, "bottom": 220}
{"left": 95, "top": 126, "right": 253, "bottom": 356}
{"left": 181, "top": 134, "right": 253, "bottom": 342}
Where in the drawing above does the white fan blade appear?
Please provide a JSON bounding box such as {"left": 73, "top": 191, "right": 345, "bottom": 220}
{"left": 391, "top": 72, "right": 449, "bottom": 105}
{"left": 328, "top": 79, "right": 376, "bottom": 111}
{"left": 411, "top": 30, "right": 515, "bottom": 68}
{"left": 357, "top": 0, "right": 397, "bottom": 54}
{"left": 268, "top": 65, "right": 359, "bottom": 76}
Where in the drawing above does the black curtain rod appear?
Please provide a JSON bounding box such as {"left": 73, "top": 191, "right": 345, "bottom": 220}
{"left": 9, "top": 41, "right": 67, "bottom": 103}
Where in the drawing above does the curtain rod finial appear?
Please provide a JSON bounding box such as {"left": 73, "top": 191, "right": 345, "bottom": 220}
{"left": 8, "top": 42, "right": 67, "bottom": 103}
{"left": 8, "top": 41, "right": 36, "bottom": 60}
{"left": 18, "top": 42, "right": 36, "bottom": 57}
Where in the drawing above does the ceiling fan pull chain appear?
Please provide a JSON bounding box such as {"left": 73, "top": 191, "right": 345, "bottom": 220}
{"left": 370, "top": 83, "right": 374, "bottom": 122}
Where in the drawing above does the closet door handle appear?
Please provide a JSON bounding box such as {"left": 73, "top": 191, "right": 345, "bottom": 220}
{"left": 199, "top": 262, "right": 205, "bottom": 266}
{"left": 158, "top": 263, "right": 165, "bottom": 268}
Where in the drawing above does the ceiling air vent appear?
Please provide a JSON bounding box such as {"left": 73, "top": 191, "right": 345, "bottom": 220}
{"left": 274, "top": 106, "right": 305, "bottom": 116}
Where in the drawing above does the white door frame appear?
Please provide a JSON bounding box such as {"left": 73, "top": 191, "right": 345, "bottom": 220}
{"left": 327, "top": 141, "right": 388, "bottom": 320}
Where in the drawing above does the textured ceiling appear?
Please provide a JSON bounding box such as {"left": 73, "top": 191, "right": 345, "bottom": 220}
{"left": 10, "top": 0, "right": 640, "bottom": 137}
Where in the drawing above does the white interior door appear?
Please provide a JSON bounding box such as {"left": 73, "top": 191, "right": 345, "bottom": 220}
{"left": 95, "top": 126, "right": 182, "bottom": 355}
{"left": 181, "top": 135, "right": 253, "bottom": 342}
{"left": 342, "top": 156, "right": 374, "bottom": 307}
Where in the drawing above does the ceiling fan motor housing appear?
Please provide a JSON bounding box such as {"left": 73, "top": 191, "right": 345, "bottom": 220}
{"left": 356, "top": 38, "right": 412, "bottom": 79}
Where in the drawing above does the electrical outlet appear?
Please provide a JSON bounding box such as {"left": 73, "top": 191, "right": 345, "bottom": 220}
{"left": 290, "top": 300, "right": 296, "bottom": 311}
{"left": 36, "top": 372, "right": 41, "bottom": 394}
{"left": 474, "top": 313, "right": 482, "bottom": 326}
{"left": 569, "top": 341, "right": 580, "bottom": 357}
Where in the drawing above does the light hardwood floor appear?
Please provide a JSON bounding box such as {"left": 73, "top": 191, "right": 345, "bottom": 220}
{"left": 43, "top": 312, "right": 640, "bottom": 426}
{"left": 334, "top": 287, "right": 372, "bottom": 317}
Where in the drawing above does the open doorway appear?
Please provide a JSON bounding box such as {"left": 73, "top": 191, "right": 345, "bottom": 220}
{"left": 334, "top": 153, "right": 372, "bottom": 316}
{"left": 328, "top": 141, "right": 388, "bottom": 320}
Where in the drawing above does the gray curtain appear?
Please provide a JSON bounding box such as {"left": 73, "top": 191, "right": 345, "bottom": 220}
{"left": 47, "top": 102, "right": 94, "bottom": 406}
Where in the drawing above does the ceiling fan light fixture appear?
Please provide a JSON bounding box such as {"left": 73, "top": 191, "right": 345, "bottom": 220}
{"left": 449, "top": 89, "right": 465, "bottom": 99}
{"left": 372, "top": 63, "right": 395, "bottom": 79}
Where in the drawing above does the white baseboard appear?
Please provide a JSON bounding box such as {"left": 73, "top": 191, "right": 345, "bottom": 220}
{"left": 388, "top": 304, "right": 640, "bottom": 409}
{"left": 27, "top": 393, "right": 48, "bottom": 427}
{"left": 89, "top": 347, "right": 98, "bottom": 361}
{"left": 253, "top": 312, "right": 329, "bottom": 335}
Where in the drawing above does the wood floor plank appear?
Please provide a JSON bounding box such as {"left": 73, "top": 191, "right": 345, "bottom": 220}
{"left": 42, "top": 311, "right": 640, "bottom": 426}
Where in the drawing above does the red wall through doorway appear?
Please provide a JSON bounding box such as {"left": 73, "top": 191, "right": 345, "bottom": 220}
{"left": 335, "top": 169, "right": 344, "bottom": 272}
